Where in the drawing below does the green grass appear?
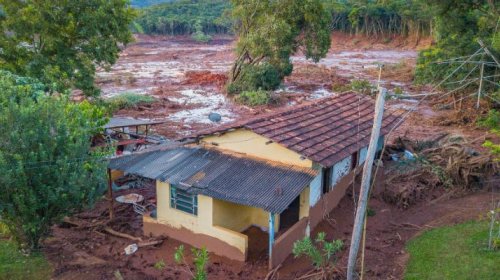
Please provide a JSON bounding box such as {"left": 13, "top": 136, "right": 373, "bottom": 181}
{"left": 0, "top": 222, "right": 52, "bottom": 280}
{"left": 405, "top": 221, "right": 500, "bottom": 280}
{"left": 106, "top": 92, "right": 157, "bottom": 110}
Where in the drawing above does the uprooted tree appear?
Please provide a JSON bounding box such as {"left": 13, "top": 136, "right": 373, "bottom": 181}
{"left": 227, "top": 0, "right": 331, "bottom": 94}
{"left": 0, "top": 71, "right": 108, "bottom": 250}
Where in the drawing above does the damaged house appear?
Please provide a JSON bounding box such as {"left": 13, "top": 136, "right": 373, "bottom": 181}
{"left": 108, "top": 92, "right": 401, "bottom": 268}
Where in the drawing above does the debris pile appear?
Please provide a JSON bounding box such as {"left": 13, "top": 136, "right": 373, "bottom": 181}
{"left": 183, "top": 70, "right": 227, "bottom": 88}
{"left": 383, "top": 134, "right": 498, "bottom": 208}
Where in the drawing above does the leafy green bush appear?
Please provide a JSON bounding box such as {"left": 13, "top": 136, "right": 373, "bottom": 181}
{"left": 478, "top": 110, "right": 500, "bottom": 132}
{"left": 350, "top": 79, "right": 375, "bottom": 95}
{"left": 0, "top": 71, "right": 108, "bottom": 250}
{"left": 174, "top": 245, "right": 209, "bottom": 280}
{"left": 477, "top": 110, "right": 500, "bottom": 158}
{"left": 106, "top": 93, "right": 156, "bottom": 110}
{"left": 235, "top": 90, "right": 271, "bottom": 106}
{"left": 191, "top": 21, "right": 212, "bottom": 43}
{"left": 192, "top": 31, "right": 212, "bottom": 43}
{"left": 293, "top": 232, "right": 343, "bottom": 278}
{"left": 227, "top": 63, "right": 283, "bottom": 94}
{"left": 153, "top": 259, "right": 166, "bottom": 271}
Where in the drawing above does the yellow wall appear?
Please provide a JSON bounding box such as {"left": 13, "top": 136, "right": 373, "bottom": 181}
{"left": 212, "top": 198, "right": 279, "bottom": 232}
{"left": 110, "top": 170, "right": 124, "bottom": 181}
{"left": 299, "top": 187, "right": 310, "bottom": 219}
{"left": 155, "top": 181, "right": 249, "bottom": 255}
{"left": 201, "top": 129, "right": 313, "bottom": 168}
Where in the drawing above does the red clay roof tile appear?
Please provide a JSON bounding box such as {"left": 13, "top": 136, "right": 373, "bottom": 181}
{"left": 184, "top": 92, "right": 403, "bottom": 167}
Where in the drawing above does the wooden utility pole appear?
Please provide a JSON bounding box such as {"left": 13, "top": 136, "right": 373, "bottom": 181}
{"left": 346, "top": 88, "right": 386, "bottom": 280}
{"left": 477, "top": 62, "right": 485, "bottom": 109}
{"left": 107, "top": 168, "right": 114, "bottom": 220}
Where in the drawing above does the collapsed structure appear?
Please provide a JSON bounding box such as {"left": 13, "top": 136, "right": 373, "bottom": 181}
{"left": 108, "top": 92, "right": 401, "bottom": 268}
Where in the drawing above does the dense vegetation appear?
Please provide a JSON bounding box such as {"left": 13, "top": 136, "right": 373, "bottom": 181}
{"left": 135, "top": 0, "right": 231, "bottom": 36}
{"left": 415, "top": 0, "right": 500, "bottom": 85}
{"left": 324, "top": 0, "right": 432, "bottom": 39}
{"left": 131, "top": 0, "right": 173, "bottom": 8}
{"left": 134, "top": 0, "right": 435, "bottom": 39}
{"left": 0, "top": 71, "right": 108, "bottom": 250}
{"left": 0, "top": 0, "right": 135, "bottom": 96}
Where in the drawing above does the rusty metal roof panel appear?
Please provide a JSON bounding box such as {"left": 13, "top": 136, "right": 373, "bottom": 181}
{"left": 105, "top": 117, "right": 165, "bottom": 129}
{"left": 109, "top": 147, "right": 318, "bottom": 213}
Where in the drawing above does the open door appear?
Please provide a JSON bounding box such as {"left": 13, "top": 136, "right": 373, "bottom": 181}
{"left": 279, "top": 196, "right": 300, "bottom": 232}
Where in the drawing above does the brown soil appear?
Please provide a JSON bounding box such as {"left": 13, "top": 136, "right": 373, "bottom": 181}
{"left": 46, "top": 33, "right": 500, "bottom": 279}
{"left": 42, "top": 174, "right": 499, "bottom": 280}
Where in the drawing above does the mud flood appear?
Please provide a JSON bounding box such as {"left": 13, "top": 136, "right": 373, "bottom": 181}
{"left": 96, "top": 34, "right": 419, "bottom": 137}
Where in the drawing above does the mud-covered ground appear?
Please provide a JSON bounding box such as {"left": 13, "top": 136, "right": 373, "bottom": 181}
{"left": 44, "top": 33, "right": 500, "bottom": 279}
{"left": 96, "top": 32, "right": 425, "bottom": 138}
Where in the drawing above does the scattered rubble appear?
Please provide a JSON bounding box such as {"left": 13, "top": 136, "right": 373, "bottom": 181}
{"left": 382, "top": 134, "right": 499, "bottom": 208}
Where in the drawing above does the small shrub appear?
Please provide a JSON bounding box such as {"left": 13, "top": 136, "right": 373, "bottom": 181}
{"left": 477, "top": 110, "right": 500, "bottom": 132}
{"left": 106, "top": 93, "right": 156, "bottom": 110}
{"left": 477, "top": 110, "right": 500, "bottom": 158}
{"left": 0, "top": 221, "right": 10, "bottom": 238}
{"left": 332, "top": 82, "right": 350, "bottom": 92}
{"left": 228, "top": 63, "right": 282, "bottom": 94}
{"left": 154, "top": 259, "right": 166, "bottom": 271}
{"left": 367, "top": 208, "right": 376, "bottom": 217}
{"left": 293, "top": 232, "right": 343, "bottom": 279}
{"left": 191, "top": 21, "right": 212, "bottom": 43}
{"left": 393, "top": 87, "right": 404, "bottom": 95}
{"left": 192, "top": 32, "right": 212, "bottom": 43}
{"left": 235, "top": 90, "right": 271, "bottom": 106}
{"left": 350, "top": 79, "right": 375, "bottom": 95}
{"left": 174, "top": 245, "right": 209, "bottom": 280}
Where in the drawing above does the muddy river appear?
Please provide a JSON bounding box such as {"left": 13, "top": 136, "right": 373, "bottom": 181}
{"left": 96, "top": 34, "right": 418, "bottom": 135}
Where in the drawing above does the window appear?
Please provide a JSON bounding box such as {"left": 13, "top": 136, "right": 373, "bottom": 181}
{"left": 351, "top": 151, "right": 358, "bottom": 170}
{"left": 170, "top": 186, "right": 198, "bottom": 215}
{"left": 322, "top": 167, "right": 332, "bottom": 194}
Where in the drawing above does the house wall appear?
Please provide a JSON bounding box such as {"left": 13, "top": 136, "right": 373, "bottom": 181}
{"left": 309, "top": 170, "right": 323, "bottom": 207}
{"left": 270, "top": 217, "right": 308, "bottom": 269}
{"left": 147, "top": 180, "right": 249, "bottom": 261}
{"left": 299, "top": 187, "right": 310, "bottom": 219}
{"left": 212, "top": 198, "right": 278, "bottom": 232}
{"left": 200, "top": 129, "right": 313, "bottom": 168}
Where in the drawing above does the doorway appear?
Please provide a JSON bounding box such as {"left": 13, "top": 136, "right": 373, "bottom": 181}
{"left": 279, "top": 196, "right": 300, "bottom": 232}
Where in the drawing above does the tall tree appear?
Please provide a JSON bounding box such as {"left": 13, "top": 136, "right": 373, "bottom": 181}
{"left": 0, "top": 70, "right": 108, "bottom": 250}
{"left": 0, "top": 0, "right": 135, "bottom": 96}
{"left": 228, "top": 0, "right": 331, "bottom": 93}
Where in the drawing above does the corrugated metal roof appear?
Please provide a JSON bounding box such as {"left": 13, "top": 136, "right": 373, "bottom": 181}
{"left": 184, "top": 92, "right": 403, "bottom": 167}
{"left": 105, "top": 117, "right": 165, "bottom": 129}
{"left": 109, "top": 147, "right": 318, "bottom": 213}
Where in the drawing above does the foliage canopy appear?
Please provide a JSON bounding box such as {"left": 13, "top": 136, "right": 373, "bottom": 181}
{"left": 228, "top": 0, "right": 331, "bottom": 93}
{"left": 0, "top": 71, "right": 108, "bottom": 250}
{"left": 0, "top": 0, "right": 135, "bottom": 96}
{"left": 136, "top": 0, "right": 231, "bottom": 36}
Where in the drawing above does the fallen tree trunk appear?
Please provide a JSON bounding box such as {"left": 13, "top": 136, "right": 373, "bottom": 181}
{"left": 104, "top": 227, "right": 143, "bottom": 242}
